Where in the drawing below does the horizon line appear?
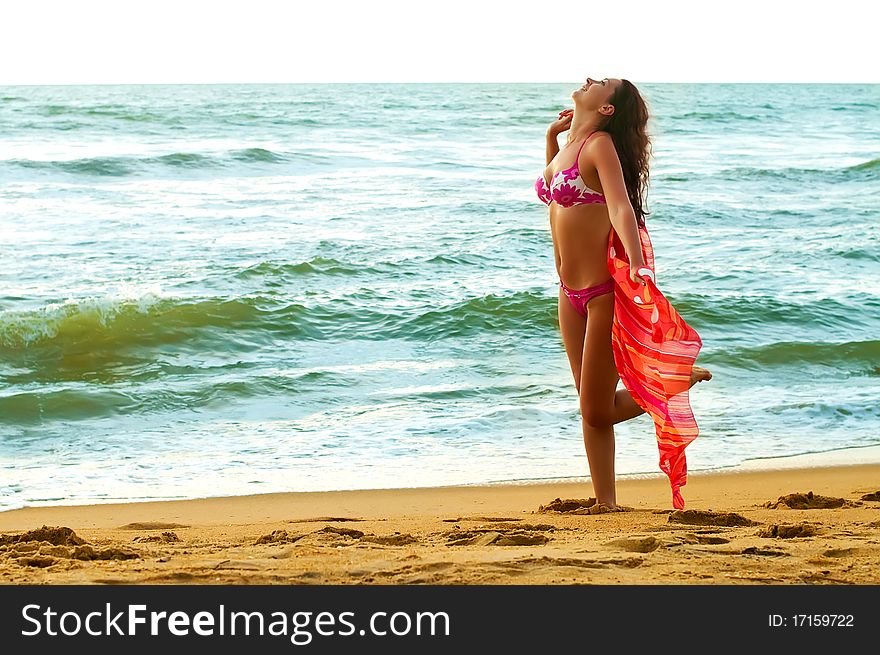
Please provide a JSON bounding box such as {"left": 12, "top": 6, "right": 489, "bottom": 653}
{"left": 2, "top": 81, "right": 877, "bottom": 87}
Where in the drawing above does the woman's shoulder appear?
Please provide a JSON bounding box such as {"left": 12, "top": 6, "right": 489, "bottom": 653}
{"left": 581, "top": 130, "right": 613, "bottom": 157}
{"left": 582, "top": 130, "right": 612, "bottom": 149}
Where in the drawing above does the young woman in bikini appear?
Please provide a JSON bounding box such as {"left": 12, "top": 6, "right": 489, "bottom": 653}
{"left": 537, "top": 77, "right": 712, "bottom": 510}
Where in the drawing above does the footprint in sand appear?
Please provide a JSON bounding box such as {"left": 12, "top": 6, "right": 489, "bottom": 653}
{"left": 12, "top": 555, "right": 58, "bottom": 568}
{"left": 691, "top": 534, "right": 731, "bottom": 544}
{"left": 268, "top": 525, "right": 364, "bottom": 548}
{"left": 668, "top": 510, "right": 757, "bottom": 527}
{"left": 757, "top": 523, "right": 821, "bottom": 538}
{"left": 442, "top": 516, "right": 529, "bottom": 524}
{"left": 763, "top": 491, "right": 855, "bottom": 509}
{"left": 495, "top": 532, "right": 550, "bottom": 546}
{"left": 445, "top": 529, "right": 550, "bottom": 547}
{"left": 665, "top": 532, "right": 730, "bottom": 547}
{"left": 132, "top": 531, "right": 180, "bottom": 543}
{"left": 604, "top": 535, "right": 661, "bottom": 553}
{"left": 319, "top": 526, "right": 364, "bottom": 539}
{"left": 286, "top": 516, "right": 364, "bottom": 523}
{"left": 360, "top": 533, "right": 419, "bottom": 546}
{"left": 741, "top": 546, "right": 789, "bottom": 557}
{"left": 538, "top": 497, "right": 631, "bottom": 515}
{"left": 256, "top": 526, "right": 418, "bottom": 548}
{"left": 484, "top": 523, "right": 556, "bottom": 532}
{"left": 254, "top": 529, "right": 305, "bottom": 545}
{"left": 118, "top": 522, "right": 190, "bottom": 530}
{"left": 821, "top": 547, "right": 861, "bottom": 558}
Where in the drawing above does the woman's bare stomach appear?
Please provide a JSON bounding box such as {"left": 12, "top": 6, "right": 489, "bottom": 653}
{"left": 551, "top": 206, "right": 613, "bottom": 289}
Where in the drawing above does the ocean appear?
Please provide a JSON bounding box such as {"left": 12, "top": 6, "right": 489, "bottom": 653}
{"left": 1, "top": 82, "right": 878, "bottom": 511}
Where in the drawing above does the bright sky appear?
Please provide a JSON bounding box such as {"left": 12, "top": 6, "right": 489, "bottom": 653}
{"left": 2, "top": 0, "right": 875, "bottom": 85}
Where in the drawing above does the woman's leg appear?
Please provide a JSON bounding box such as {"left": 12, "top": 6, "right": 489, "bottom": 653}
{"left": 612, "top": 383, "right": 647, "bottom": 424}
{"left": 557, "top": 286, "right": 587, "bottom": 392}
{"left": 579, "top": 291, "right": 623, "bottom": 506}
{"left": 559, "top": 286, "right": 644, "bottom": 506}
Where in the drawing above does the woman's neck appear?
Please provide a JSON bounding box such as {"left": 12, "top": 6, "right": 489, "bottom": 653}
{"left": 566, "top": 112, "right": 602, "bottom": 144}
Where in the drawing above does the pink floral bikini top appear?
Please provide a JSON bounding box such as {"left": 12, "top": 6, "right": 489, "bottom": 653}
{"left": 535, "top": 131, "right": 606, "bottom": 207}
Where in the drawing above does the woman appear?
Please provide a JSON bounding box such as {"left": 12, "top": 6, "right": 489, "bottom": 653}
{"left": 536, "top": 77, "right": 712, "bottom": 510}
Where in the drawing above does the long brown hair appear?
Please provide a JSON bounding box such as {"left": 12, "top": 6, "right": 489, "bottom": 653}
{"left": 600, "top": 79, "right": 652, "bottom": 228}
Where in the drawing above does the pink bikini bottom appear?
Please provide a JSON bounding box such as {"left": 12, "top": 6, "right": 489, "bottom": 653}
{"left": 559, "top": 277, "right": 615, "bottom": 318}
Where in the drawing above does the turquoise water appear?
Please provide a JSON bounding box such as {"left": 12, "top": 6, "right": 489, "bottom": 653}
{"left": 1, "top": 83, "right": 878, "bottom": 511}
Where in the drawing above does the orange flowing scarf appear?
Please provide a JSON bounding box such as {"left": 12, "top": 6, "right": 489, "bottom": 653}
{"left": 607, "top": 224, "right": 703, "bottom": 509}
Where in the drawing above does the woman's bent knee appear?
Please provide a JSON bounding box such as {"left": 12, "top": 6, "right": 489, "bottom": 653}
{"left": 581, "top": 404, "right": 613, "bottom": 429}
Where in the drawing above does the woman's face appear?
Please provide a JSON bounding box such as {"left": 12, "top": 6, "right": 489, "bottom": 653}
{"left": 572, "top": 77, "right": 620, "bottom": 110}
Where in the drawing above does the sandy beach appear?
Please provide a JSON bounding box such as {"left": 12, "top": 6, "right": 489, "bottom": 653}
{"left": 2, "top": 462, "right": 879, "bottom": 585}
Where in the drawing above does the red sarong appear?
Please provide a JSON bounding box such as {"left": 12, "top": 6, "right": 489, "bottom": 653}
{"left": 607, "top": 224, "right": 703, "bottom": 509}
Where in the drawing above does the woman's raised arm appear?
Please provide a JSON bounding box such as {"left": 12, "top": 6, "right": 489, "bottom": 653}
{"left": 546, "top": 131, "right": 560, "bottom": 166}
{"left": 545, "top": 109, "right": 573, "bottom": 165}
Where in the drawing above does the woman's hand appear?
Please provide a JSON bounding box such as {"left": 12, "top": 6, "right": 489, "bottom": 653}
{"left": 547, "top": 108, "right": 573, "bottom": 137}
{"left": 629, "top": 265, "right": 650, "bottom": 286}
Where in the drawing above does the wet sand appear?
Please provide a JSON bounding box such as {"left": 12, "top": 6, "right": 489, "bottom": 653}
{"left": 2, "top": 463, "right": 879, "bottom": 584}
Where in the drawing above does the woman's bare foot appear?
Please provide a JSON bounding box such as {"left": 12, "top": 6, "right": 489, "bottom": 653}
{"left": 689, "top": 365, "right": 712, "bottom": 388}
{"left": 591, "top": 502, "right": 631, "bottom": 514}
